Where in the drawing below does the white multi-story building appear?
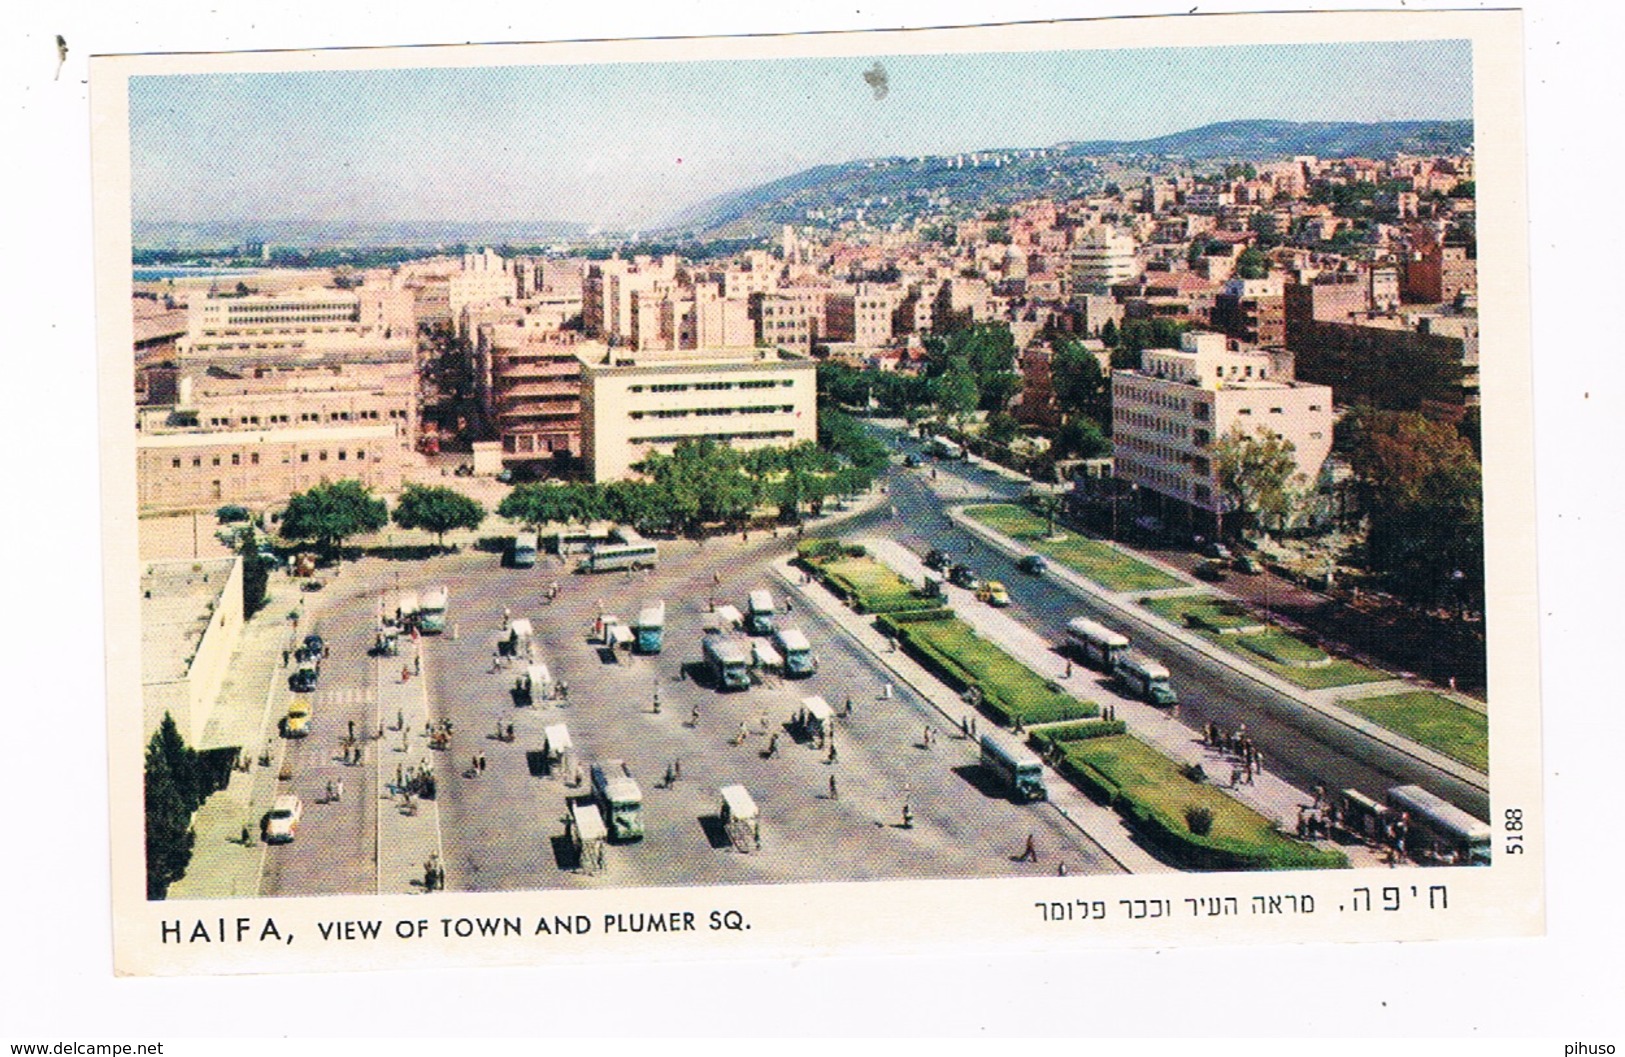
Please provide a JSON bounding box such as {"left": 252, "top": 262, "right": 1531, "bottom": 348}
{"left": 579, "top": 348, "right": 817, "bottom": 482}
{"left": 1069, "top": 225, "right": 1140, "bottom": 294}
{"left": 1112, "top": 331, "right": 1333, "bottom": 528}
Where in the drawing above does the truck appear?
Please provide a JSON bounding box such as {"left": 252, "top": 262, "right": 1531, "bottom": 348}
{"left": 772, "top": 628, "right": 817, "bottom": 677}
{"left": 511, "top": 531, "right": 539, "bottom": 568}
{"left": 702, "top": 634, "right": 752, "bottom": 691}
{"left": 417, "top": 586, "right": 449, "bottom": 634}
{"left": 980, "top": 733, "right": 1047, "bottom": 802}
{"left": 1114, "top": 651, "right": 1178, "bottom": 706}
{"left": 633, "top": 601, "right": 666, "bottom": 654}
{"left": 745, "top": 589, "right": 777, "bottom": 635}
{"left": 590, "top": 760, "right": 645, "bottom": 842}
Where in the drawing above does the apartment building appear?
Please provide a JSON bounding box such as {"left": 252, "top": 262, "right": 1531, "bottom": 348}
{"left": 1069, "top": 225, "right": 1140, "bottom": 293}
{"left": 579, "top": 348, "right": 817, "bottom": 482}
{"left": 1210, "top": 276, "right": 1286, "bottom": 348}
{"left": 476, "top": 325, "right": 594, "bottom": 469}
{"left": 1112, "top": 331, "right": 1333, "bottom": 531}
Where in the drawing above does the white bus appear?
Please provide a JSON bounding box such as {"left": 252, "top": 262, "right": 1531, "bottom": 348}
{"left": 1065, "top": 617, "right": 1130, "bottom": 669}
{"left": 417, "top": 586, "right": 450, "bottom": 634}
{"left": 511, "top": 532, "right": 539, "bottom": 568}
{"left": 582, "top": 526, "right": 659, "bottom": 573}
{"left": 1386, "top": 785, "right": 1492, "bottom": 866}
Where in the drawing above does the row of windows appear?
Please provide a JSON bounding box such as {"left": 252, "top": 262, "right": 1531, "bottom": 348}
{"left": 631, "top": 429, "right": 795, "bottom": 446}
{"left": 629, "top": 405, "right": 795, "bottom": 421}
{"left": 166, "top": 448, "right": 374, "bottom": 470}
{"left": 1117, "top": 410, "right": 1185, "bottom": 438}
{"left": 199, "top": 409, "right": 402, "bottom": 428}
{"left": 627, "top": 379, "right": 795, "bottom": 395}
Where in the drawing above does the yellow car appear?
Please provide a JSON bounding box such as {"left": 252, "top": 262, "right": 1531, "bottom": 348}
{"left": 284, "top": 701, "right": 312, "bottom": 738}
{"left": 976, "top": 580, "right": 1011, "bottom": 607}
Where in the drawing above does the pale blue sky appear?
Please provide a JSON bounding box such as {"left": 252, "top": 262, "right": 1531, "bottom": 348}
{"left": 130, "top": 39, "right": 1472, "bottom": 230}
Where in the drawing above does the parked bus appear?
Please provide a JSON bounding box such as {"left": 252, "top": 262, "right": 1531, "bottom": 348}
{"left": 591, "top": 760, "right": 645, "bottom": 842}
{"left": 417, "top": 586, "right": 450, "bottom": 634}
{"left": 1065, "top": 617, "right": 1130, "bottom": 670}
{"left": 511, "top": 532, "right": 539, "bottom": 568}
{"left": 745, "top": 589, "right": 777, "bottom": 635}
{"left": 633, "top": 602, "right": 666, "bottom": 654}
{"left": 980, "top": 733, "right": 1047, "bottom": 802}
{"left": 1114, "top": 651, "right": 1177, "bottom": 706}
{"left": 1386, "top": 784, "right": 1492, "bottom": 866}
{"left": 702, "top": 634, "right": 752, "bottom": 691}
{"left": 582, "top": 526, "right": 659, "bottom": 573}
{"left": 772, "top": 628, "right": 817, "bottom": 677}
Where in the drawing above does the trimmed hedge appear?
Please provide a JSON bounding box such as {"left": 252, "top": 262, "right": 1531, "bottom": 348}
{"left": 1031, "top": 719, "right": 1128, "bottom": 746}
{"left": 878, "top": 612, "right": 1099, "bottom": 725}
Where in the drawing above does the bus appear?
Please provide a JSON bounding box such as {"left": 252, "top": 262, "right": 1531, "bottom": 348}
{"left": 581, "top": 526, "right": 659, "bottom": 573}
{"left": 772, "top": 628, "right": 817, "bottom": 677}
{"left": 1114, "top": 651, "right": 1177, "bottom": 706}
{"left": 980, "top": 733, "right": 1047, "bottom": 802}
{"left": 1066, "top": 617, "right": 1130, "bottom": 670}
{"left": 745, "top": 589, "right": 777, "bottom": 635}
{"left": 1386, "top": 785, "right": 1492, "bottom": 866}
{"left": 591, "top": 760, "right": 645, "bottom": 842}
{"left": 703, "top": 634, "right": 752, "bottom": 691}
{"left": 417, "top": 586, "right": 450, "bottom": 634}
{"left": 511, "top": 532, "right": 539, "bottom": 568}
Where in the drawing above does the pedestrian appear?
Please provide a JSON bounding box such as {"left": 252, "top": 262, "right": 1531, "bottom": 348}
{"left": 901, "top": 802, "right": 913, "bottom": 828}
{"left": 414, "top": 654, "right": 422, "bottom": 676}
{"left": 1057, "top": 861, "right": 1068, "bottom": 876}
{"left": 844, "top": 696, "right": 854, "bottom": 716}
{"left": 829, "top": 774, "right": 838, "bottom": 799}
{"left": 826, "top": 741, "right": 838, "bottom": 764}
{"left": 325, "top": 780, "right": 334, "bottom": 802}
{"left": 785, "top": 597, "right": 793, "bottom": 613}
{"left": 673, "top": 758, "right": 682, "bottom": 780}
{"left": 1230, "top": 766, "right": 1242, "bottom": 789}
{"left": 961, "top": 716, "right": 970, "bottom": 737}
{"left": 1019, "top": 833, "right": 1037, "bottom": 862}
{"left": 282, "top": 649, "right": 290, "bottom": 667}
{"left": 1448, "top": 676, "right": 1457, "bottom": 693}
{"left": 471, "top": 754, "right": 480, "bottom": 776}
{"left": 653, "top": 687, "right": 661, "bottom": 714}
{"left": 690, "top": 704, "right": 701, "bottom": 727}
{"left": 506, "top": 722, "right": 514, "bottom": 742}
{"left": 335, "top": 779, "right": 344, "bottom": 802}
{"left": 479, "top": 753, "right": 487, "bottom": 773}
{"left": 713, "top": 572, "right": 722, "bottom": 586}
{"left": 1064, "top": 660, "right": 1073, "bottom": 679}
{"left": 502, "top": 606, "right": 511, "bottom": 629}
{"left": 766, "top": 732, "right": 779, "bottom": 758}
{"left": 736, "top": 721, "right": 748, "bottom": 745}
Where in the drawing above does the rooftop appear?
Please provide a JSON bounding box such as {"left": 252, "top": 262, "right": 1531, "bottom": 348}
{"left": 141, "top": 558, "right": 237, "bottom": 685}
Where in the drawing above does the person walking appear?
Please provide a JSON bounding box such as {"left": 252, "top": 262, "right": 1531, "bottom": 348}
{"left": 335, "top": 779, "right": 344, "bottom": 802}
{"left": 828, "top": 774, "right": 838, "bottom": 799}
{"left": 1019, "top": 833, "right": 1038, "bottom": 862}
{"left": 690, "top": 704, "right": 701, "bottom": 727}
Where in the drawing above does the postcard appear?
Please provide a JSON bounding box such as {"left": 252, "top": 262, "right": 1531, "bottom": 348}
{"left": 91, "top": 8, "right": 1539, "bottom": 976}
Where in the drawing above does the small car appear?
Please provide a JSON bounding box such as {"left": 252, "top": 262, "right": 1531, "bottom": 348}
{"left": 949, "top": 565, "right": 980, "bottom": 590}
{"left": 923, "top": 549, "right": 950, "bottom": 571}
{"left": 1201, "top": 541, "right": 1233, "bottom": 561}
{"left": 284, "top": 700, "right": 313, "bottom": 737}
{"left": 1194, "top": 559, "right": 1229, "bottom": 582}
{"left": 1233, "top": 555, "right": 1264, "bottom": 575}
{"left": 1017, "top": 554, "right": 1048, "bottom": 575}
{"left": 302, "top": 633, "right": 325, "bottom": 657}
{"left": 903, "top": 453, "right": 923, "bottom": 468}
{"left": 289, "top": 664, "right": 319, "bottom": 693}
{"left": 264, "top": 795, "right": 303, "bottom": 844}
{"left": 975, "top": 580, "right": 1011, "bottom": 607}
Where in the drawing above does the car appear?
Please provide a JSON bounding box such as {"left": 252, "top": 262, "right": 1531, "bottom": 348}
{"left": 923, "top": 548, "right": 950, "bottom": 571}
{"left": 284, "top": 700, "right": 312, "bottom": 737}
{"left": 1194, "top": 559, "right": 1229, "bottom": 582}
{"left": 302, "top": 633, "right": 325, "bottom": 656}
{"left": 1233, "top": 555, "right": 1264, "bottom": 575}
{"left": 1017, "top": 554, "right": 1048, "bottom": 575}
{"left": 903, "top": 453, "right": 923, "bottom": 468}
{"left": 264, "top": 795, "right": 303, "bottom": 844}
{"left": 289, "top": 664, "right": 319, "bottom": 693}
{"left": 949, "top": 564, "right": 980, "bottom": 590}
{"left": 975, "top": 580, "right": 1011, "bottom": 607}
{"left": 1200, "top": 541, "right": 1234, "bottom": 561}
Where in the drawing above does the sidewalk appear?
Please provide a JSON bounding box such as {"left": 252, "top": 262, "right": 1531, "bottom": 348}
{"left": 375, "top": 640, "right": 447, "bottom": 895}
{"left": 947, "top": 506, "right": 1489, "bottom": 793}
{"left": 854, "top": 537, "right": 1382, "bottom": 869}
{"left": 772, "top": 554, "right": 1170, "bottom": 875}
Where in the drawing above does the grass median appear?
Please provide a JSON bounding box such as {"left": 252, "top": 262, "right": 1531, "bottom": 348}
{"left": 799, "top": 541, "right": 940, "bottom": 614}
{"left": 1339, "top": 691, "right": 1488, "bottom": 774}
{"left": 1056, "top": 733, "right": 1347, "bottom": 871}
{"left": 1143, "top": 595, "right": 1390, "bottom": 691}
{"left": 965, "top": 504, "right": 1183, "bottom": 593}
{"left": 880, "top": 611, "right": 1098, "bottom": 725}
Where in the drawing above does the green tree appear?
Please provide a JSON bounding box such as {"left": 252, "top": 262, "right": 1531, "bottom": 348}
{"left": 145, "top": 714, "right": 201, "bottom": 900}
{"left": 1234, "top": 246, "right": 1270, "bottom": 280}
{"left": 1051, "top": 338, "right": 1110, "bottom": 426}
{"left": 390, "top": 484, "right": 486, "bottom": 551}
{"left": 983, "top": 410, "right": 1020, "bottom": 446}
{"left": 1099, "top": 319, "right": 1119, "bottom": 347}
{"left": 986, "top": 226, "right": 1012, "bottom": 245}
{"left": 279, "top": 479, "right": 388, "bottom": 557}
{"left": 929, "top": 356, "right": 980, "bottom": 430}
{"left": 239, "top": 534, "right": 269, "bottom": 616}
{"left": 1053, "top": 417, "right": 1111, "bottom": 460}
{"left": 1213, "top": 425, "right": 1304, "bottom": 538}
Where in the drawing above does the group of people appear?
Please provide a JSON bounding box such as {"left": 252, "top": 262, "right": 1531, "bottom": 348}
{"left": 1202, "top": 721, "right": 1263, "bottom": 786}
{"left": 394, "top": 761, "right": 436, "bottom": 802}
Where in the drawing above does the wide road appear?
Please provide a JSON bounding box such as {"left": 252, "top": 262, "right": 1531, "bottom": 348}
{"left": 260, "top": 522, "right": 1123, "bottom": 896}
{"left": 867, "top": 425, "right": 1490, "bottom": 820}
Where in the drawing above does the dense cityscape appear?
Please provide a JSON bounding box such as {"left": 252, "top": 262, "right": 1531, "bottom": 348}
{"left": 134, "top": 119, "right": 1491, "bottom": 900}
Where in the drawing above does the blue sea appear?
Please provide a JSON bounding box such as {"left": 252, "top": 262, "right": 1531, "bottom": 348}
{"left": 133, "top": 266, "right": 264, "bottom": 281}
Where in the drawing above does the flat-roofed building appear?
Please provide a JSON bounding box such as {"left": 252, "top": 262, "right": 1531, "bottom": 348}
{"left": 579, "top": 348, "right": 817, "bottom": 482}
{"left": 141, "top": 557, "right": 243, "bottom": 747}
{"left": 477, "top": 325, "right": 597, "bottom": 470}
{"left": 1112, "top": 331, "right": 1333, "bottom": 532}
{"left": 1069, "top": 225, "right": 1140, "bottom": 294}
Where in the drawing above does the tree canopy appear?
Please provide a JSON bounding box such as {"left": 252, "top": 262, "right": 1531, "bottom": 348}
{"left": 145, "top": 714, "right": 202, "bottom": 899}
{"left": 1213, "top": 425, "right": 1305, "bottom": 536}
{"left": 391, "top": 484, "right": 486, "bottom": 550}
{"left": 279, "top": 479, "right": 388, "bottom": 555}
{"left": 1050, "top": 338, "right": 1111, "bottom": 427}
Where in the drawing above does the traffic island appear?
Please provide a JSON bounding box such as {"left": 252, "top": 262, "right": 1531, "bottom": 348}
{"left": 797, "top": 540, "right": 943, "bottom": 615}
{"left": 1337, "top": 690, "right": 1489, "bottom": 774}
{"left": 1042, "top": 730, "right": 1348, "bottom": 872}
{"left": 1142, "top": 594, "right": 1390, "bottom": 691}
{"left": 878, "top": 610, "right": 1100, "bottom": 727}
{"left": 963, "top": 503, "right": 1184, "bottom": 593}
